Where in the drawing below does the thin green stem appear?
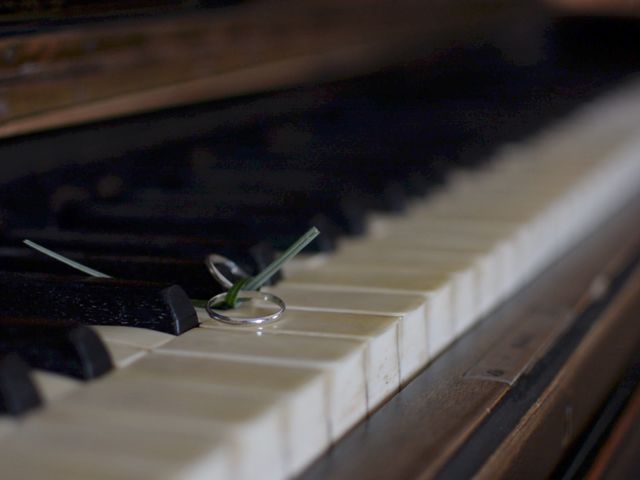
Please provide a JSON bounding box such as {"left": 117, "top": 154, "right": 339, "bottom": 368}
{"left": 216, "top": 226, "right": 320, "bottom": 309}
{"left": 244, "top": 226, "right": 319, "bottom": 291}
{"left": 221, "top": 278, "right": 249, "bottom": 309}
{"left": 23, "top": 239, "right": 112, "bottom": 278}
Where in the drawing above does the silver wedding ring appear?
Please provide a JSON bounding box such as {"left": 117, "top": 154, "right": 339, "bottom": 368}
{"left": 205, "top": 253, "right": 249, "bottom": 289}
{"left": 205, "top": 290, "right": 286, "bottom": 326}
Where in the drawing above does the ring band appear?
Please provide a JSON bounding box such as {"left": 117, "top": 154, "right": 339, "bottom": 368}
{"left": 205, "top": 290, "right": 286, "bottom": 326}
{"left": 205, "top": 254, "right": 249, "bottom": 289}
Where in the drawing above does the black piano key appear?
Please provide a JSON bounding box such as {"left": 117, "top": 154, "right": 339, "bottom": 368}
{"left": 204, "top": 154, "right": 425, "bottom": 200}
{"left": 0, "top": 272, "right": 198, "bottom": 335}
{"left": 0, "top": 354, "right": 42, "bottom": 416}
{"left": 3, "top": 229, "right": 276, "bottom": 271}
{"left": 58, "top": 200, "right": 338, "bottom": 251}
{"left": 193, "top": 168, "right": 408, "bottom": 212}
{"left": 0, "top": 247, "right": 234, "bottom": 300}
{"left": 0, "top": 318, "right": 113, "bottom": 380}
{"left": 128, "top": 190, "right": 367, "bottom": 235}
{"left": 262, "top": 141, "right": 439, "bottom": 196}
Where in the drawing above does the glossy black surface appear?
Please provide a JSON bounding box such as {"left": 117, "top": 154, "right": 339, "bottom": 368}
{"left": 1, "top": 229, "right": 275, "bottom": 271}
{"left": 0, "top": 354, "right": 42, "bottom": 416}
{"left": 58, "top": 199, "right": 339, "bottom": 252}
{"left": 0, "top": 318, "right": 113, "bottom": 380}
{"left": 0, "top": 247, "right": 254, "bottom": 299}
{"left": 0, "top": 272, "right": 198, "bottom": 335}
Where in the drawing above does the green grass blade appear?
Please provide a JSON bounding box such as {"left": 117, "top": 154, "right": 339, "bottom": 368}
{"left": 23, "top": 239, "right": 112, "bottom": 278}
{"left": 243, "top": 226, "right": 319, "bottom": 291}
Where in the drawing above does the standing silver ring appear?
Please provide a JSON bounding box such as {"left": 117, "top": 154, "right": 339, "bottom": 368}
{"left": 205, "top": 290, "right": 286, "bottom": 326}
{"left": 205, "top": 254, "right": 249, "bottom": 289}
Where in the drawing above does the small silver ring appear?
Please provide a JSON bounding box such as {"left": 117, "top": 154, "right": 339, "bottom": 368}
{"left": 206, "top": 290, "right": 286, "bottom": 326}
{"left": 205, "top": 254, "right": 249, "bottom": 289}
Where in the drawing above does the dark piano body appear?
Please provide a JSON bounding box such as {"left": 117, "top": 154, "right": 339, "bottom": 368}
{"left": 0, "top": 1, "right": 640, "bottom": 478}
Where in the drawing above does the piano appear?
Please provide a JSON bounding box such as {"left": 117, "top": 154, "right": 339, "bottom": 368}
{"left": 0, "top": 1, "right": 639, "bottom": 478}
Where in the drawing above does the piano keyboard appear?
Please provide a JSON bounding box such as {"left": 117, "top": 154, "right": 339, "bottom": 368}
{"left": 0, "top": 70, "right": 640, "bottom": 479}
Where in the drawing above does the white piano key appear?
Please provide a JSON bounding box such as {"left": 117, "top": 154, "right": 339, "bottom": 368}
{"left": 371, "top": 215, "right": 519, "bottom": 240}
{"left": 92, "top": 325, "right": 175, "bottom": 349}
{"left": 103, "top": 342, "right": 146, "bottom": 368}
{"left": 282, "top": 252, "right": 330, "bottom": 275}
{"left": 31, "top": 370, "right": 81, "bottom": 403}
{"left": 51, "top": 374, "right": 284, "bottom": 480}
{"left": 265, "top": 285, "right": 429, "bottom": 382}
{"left": 0, "top": 419, "right": 17, "bottom": 438}
{"left": 335, "top": 237, "right": 505, "bottom": 316}
{"left": 158, "top": 327, "right": 367, "bottom": 440}
{"left": 372, "top": 217, "right": 529, "bottom": 302}
{"left": 1, "top": 406, "right": 233, "bottom": 480}
{"left": 119, "top": 353, "right": 329, "bottom": 476}
{"left": 199, "top": 307, "right": 400, "bottom": 409}
{"left": 283, "top": 266, "right": 453, "bottom": 359}
{"left": 320, "top": 251, "right": 478, "bottom": 335}
{"left": 0, "top": 448, "right": 132, "bottom": 480}
{"left": 336, "top": 242, "right": 496, "bottom": 312}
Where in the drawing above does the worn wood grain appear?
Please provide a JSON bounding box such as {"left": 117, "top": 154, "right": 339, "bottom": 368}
{"left": 586, "top": 381, "right": 640, "bottom": 479}
{"left": 0, "top": 0, "right": 534, "bottom": 139}
{"left": 0, "top": 1, "right": 196, "bottom": 25}
{"left": 475, "top": 268, "right": 640, "bottom": 479}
